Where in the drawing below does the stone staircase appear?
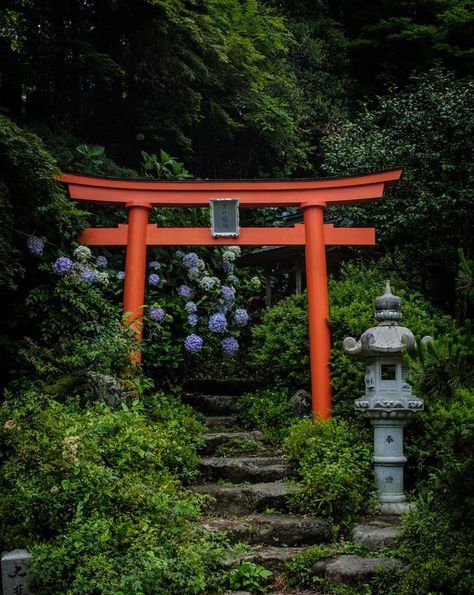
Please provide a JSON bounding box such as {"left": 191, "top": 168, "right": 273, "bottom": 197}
{"left": 183, "top": 391, "right": 332, "bottom": 594}
{"left": 183, "top": 389, "right": 405, "bottom": 594}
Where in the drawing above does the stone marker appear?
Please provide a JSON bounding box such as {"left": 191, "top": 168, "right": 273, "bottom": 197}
{"left": 1, "top": 550, "right": 32, "bottom": 595}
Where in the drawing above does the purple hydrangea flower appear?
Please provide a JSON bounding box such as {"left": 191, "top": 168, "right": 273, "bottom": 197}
{"left": 52, "top": 256, "right": 74, "bottom": 276}
{"left": 26, "top": 235, "right": 44, "bottom": 256}
{"left": 178, "top": 284, "right": 192, "bottom": 298}
{"left": 116, "top": 271, "right": 125, "bottom": 281}
{"left": 149, "top": 260, "right": 161, "bottom": 271}
{"left": 79, "top": 266, "right": 98, "bottom": 284}
{"left": 222, "top": 261, "right": 234, "bottom": 273}
{"left": 234, "top": 307, "right": 249, "bottom": 327}
{"left": 221, "top": 285, "right": 235, "bottom": 303}
{"left": 187, "top": 313, "right": 198, "bottom": 327}
{"left": 221, "top": 336, "right": 239, "bottom": 357}
{"left": 185, "top": 301, "right": 197, "bottom": 314}
{"left": 149, "top": 308, "right": 165, "bottom": 322}
{"left": 182, "top": 252, "right": 199, "bottom": 269}
{"left": 148, "top": 273, "right": 160, "bottom": 286}
{"left": 96, "top": 255, "right": 108, "bottom": 268}
{"left": 208, "top": 312, "right": 228, "bottom": 334}
{"left": 184, "top": 334, "right": 203, "bottom": 353}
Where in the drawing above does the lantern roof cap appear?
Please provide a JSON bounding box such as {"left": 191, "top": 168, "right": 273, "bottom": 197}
{"left": 343, "top": 281, "right": 416, "bottom": 357}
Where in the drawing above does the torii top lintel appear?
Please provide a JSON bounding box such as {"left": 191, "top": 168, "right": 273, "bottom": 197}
{"left": 57, "top": 169, "right": 402, "bottom": 208}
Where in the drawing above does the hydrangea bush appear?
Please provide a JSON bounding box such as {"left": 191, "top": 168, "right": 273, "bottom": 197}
{"left": 142, "top": 247, "right": 261, "bottom": 383}
{"left": 31, "top": 239, "right": 262, "bottom": 386}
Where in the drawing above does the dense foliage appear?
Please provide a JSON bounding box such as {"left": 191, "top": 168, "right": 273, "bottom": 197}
{"left": 322, "top": 71, "right": 474, "bottom": 312}
{"left": 0, "top": 390, "right": 227, "bottom": 594}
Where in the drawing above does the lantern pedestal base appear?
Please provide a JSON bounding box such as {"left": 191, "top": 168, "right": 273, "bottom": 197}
{"left": 373, "top": 502, "right": 416, "bottom": 516}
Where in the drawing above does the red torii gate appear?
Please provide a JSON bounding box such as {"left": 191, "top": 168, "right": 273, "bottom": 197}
{"left": 57, "top": 169, "right": 402, "bottom": 420}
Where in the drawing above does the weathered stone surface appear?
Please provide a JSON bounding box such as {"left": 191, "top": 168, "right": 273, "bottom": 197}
{"left": 83, "top": 372, "right": 127, "bottom": 408}
{"left": 202, "top": 431, "right": 265, "bottom": 455}
{"left": 201, "top": 514, "right": 332, "bottom": 546}
{"left": 352, "top": 517, "right": 401, "bottom": 551}
{"left": 2, "top": 549, "right": 33, "bottom": 595}
{"left": 191, "top": 482, "right": 298, "bottom": 515}
{"left": 226, "top": 546, "right": 308, "bottom": 570}
{"left": 312, "top": 555, "right": 405, "bottom": 585}
{"left": 289, "top": 389, "right": 312, "bottom": 417}
{"left": 200, "top": 457, "right": 287, "bottom": 482}
{"left": 181, "top": 394, "right": 242, "bottom": 414}
{"left": 204, "top": 415, "right": 240, "bottom": 429}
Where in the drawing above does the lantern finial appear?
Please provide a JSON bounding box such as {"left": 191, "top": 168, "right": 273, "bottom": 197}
{"left": 374, "top": 280, "right": 403, "bottom": 323}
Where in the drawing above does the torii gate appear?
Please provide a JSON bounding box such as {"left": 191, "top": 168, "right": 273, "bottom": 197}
{"left": 57, "top": 169, "right": 402, "bottom": 420}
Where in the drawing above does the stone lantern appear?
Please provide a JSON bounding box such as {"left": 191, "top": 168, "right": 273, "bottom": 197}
{"left": 343, "top": 282, "right": 425, "bottom": 514}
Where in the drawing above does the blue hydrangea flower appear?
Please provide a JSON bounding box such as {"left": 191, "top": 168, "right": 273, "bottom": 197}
{"left": 185, "top": 301, "right": 197, "bottom": 314}
{"left": 73, "top": 245, "right": 92, "bottom": 262}
{"left": 227, "top": 274, "right": 239, "bottom": 286}
{"left": 26, "top": 235, "right": 44, "bottom": 256}
{"left": 222, "top": 261, "right": 234, "bottom": 273}
{"left": 149, "top": 260, "right": 161, "bottom": 271}
{"left": 208, "top": 312, "right": 228, "bottom": 334}
{"left": 79, "top": 266, "right": 98, "bottom": 284}
{"left": 175, "top": 250, "right": 185, "bottom": 260}
{"left": 188, "top": 267, "right": 200, "bottom": 280}
{"left": 178, "top": 284, "right": 192, "bottom": 298}
{"left": 149, "top": 307, "right": 165, "bottom": 322}
{"left": 52, "top": 256, "right": 74, "bottom": 276}
{"left": 187, "top": 313, "right": 198, "bottom": 327}
{"left": 221, "top": 336, "right": 239, "bottom": 357}
{"left": 148, "top": 273, "right": 160, "bottom": 286}
{"left": 96, "top": 255, "right": 108, "bottom": 268}
{"left": 116, "top": 271, "right": 125, "bottom": 280}
{"left": 234, "top": 308, "right": 250, "bottom": 327}
{"left": 184, "top": 334, "right": 203, "bottom": 353}
{"left": 182, "top": 252, "right": 199, "bottom": 269}
{"left": 221, "top": 285, "right": 235, "bottom": 303}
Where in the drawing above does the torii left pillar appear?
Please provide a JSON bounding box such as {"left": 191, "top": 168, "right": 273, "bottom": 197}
{"left": 123, "top": 201, "right": 150, "bottom": 358}
{"left": 57, "top": 169, "right": 402, "bottom": 419}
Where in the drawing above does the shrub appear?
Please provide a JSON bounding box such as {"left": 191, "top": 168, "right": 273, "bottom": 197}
{"left": 0, "top": 389, "right": 225, "bottom": 594}
{"left": 284, "top": 417, "right": 374, "bottom": 529}
{"left": 237, "top": 388, "right": 293, "bottom": 441}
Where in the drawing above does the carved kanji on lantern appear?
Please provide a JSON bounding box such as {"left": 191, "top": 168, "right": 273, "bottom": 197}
{"left": 57, "top": 169, "right": 402, "bottom": 420}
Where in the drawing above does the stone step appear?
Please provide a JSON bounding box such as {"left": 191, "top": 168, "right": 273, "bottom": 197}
{"left": 225, "top": 545, "right": 308, "bottom": 571}
{"left": 191, "top": 481, "right": 299, "bottom": 515}
{"left": 202, "top": 431, "right": 265, "bottom": 455}
{"left": 204, "top": 415, "right": 240, "bottom": 430}
{"left": 312, "top": 554, "right": 405, "bottom": 586}
{"left": 352, "top": 516, "right": 401, "bottom": 551}
{"left": 181, "top": 394, "right": 242, "bottom": 415}
{"left": 199, "top": 456, "right": 287, "bottom": 482}
{"left": 201, "top": 514, "right": 332, "bottom": 546}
